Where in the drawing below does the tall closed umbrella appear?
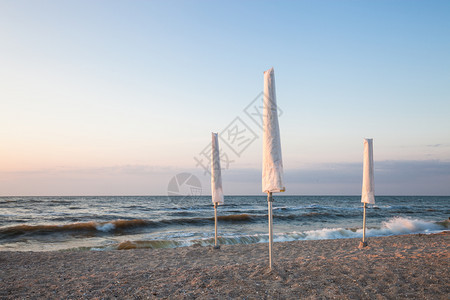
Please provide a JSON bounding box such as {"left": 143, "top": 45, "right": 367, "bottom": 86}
{"left": 262, "top": 67, "right": 285, "bottom": 268}
{"left": 360, "top": 138, "right": 374, "bottom": 248}
{"left": 211, "top": 132, "right": 224, "bottom": 249}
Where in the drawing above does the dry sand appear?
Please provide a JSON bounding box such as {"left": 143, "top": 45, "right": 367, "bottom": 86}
{"left": 0, "top": 232, "right": 448, "bottom": 299}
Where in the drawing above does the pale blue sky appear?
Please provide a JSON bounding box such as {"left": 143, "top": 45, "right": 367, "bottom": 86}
{"left": 1, "top": 1, "right": 449, "bottom": 196}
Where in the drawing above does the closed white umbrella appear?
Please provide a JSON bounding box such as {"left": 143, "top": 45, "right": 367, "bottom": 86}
{"left": 262, "top": 67, "right": 285, "bottom": 268}
{"left": 360, "top": 138, "right": 374, "bottom": 248}
{"left": 211, "top": 132, "right": 224, "bottom": 249}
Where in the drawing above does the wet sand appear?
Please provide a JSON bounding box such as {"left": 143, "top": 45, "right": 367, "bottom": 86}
{"left": 0, "top": 232, "right": 448, "bottom": 299}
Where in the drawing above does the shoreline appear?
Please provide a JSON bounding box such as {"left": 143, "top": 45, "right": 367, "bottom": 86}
{"left": 1, "top": 232, "right": 448, "bottom": 299}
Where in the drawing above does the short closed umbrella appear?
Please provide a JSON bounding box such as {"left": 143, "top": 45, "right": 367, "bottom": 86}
{"left": 360, "top": 138, "right": 374, "bottom": 248}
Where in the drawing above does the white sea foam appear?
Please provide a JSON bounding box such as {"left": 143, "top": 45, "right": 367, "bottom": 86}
{"left": 373, "top": 217, "right": 442, "bottom": 235}
{"left": 96, "top": 223, "right": 116, "bottom": 232}
{"left": 164, "top": 232, "right": 197, "bottom": 239}
{"left": 274, "top": 217, "right": 446, "bottom": 242}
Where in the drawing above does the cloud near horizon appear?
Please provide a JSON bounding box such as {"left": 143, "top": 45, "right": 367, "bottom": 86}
{"left": 0, "top": 160, "right": 449, "bottom": 196}
{"left": 220, "top": 160, "right": 450, "bottom": 196}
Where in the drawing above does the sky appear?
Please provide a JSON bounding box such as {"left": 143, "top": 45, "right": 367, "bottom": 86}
{"left": 0, "top": 0, "right": 449, "bottom": 196}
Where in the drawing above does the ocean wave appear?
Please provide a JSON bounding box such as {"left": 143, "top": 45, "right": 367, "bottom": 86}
{"left": 274, "top": 204, "right": 362, "bottom": 212}
{"left": 2, "top": 214, "right": 448, "bottom": 249}
{"left": 299, "top": 217, "right": 447, "bottom": 240}
{"left": 105, "top": 217, "right": 448, "bottom": 250}
{"left": 0, "top": 214, "right": 258, "bottom": 239}
{"left": 160, "top": 214, "right": 257, "bottom": 225}
{"left": 0, "top": 219, "right": 150, "bottom": 238}
{"left": 217, "top": 214, "right": 252, "bottom": 221}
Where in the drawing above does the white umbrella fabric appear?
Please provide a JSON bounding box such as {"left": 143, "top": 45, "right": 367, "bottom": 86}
{"left": 360, "top": 138, "right": 374, "bottom": 248}
{"left": 262, "top": 67, "right": 285, "bottom": 268}
{"left": 211, "top": 132, "right": 224, "bottom": 249}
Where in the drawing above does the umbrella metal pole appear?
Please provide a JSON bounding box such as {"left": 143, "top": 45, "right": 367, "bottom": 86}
{"left": 360, "top": 202, "right": 368, "bottom": 248}
{"left": 268, "top": 192, "right": 274, "bottom": 269}
{"left": 363, "top": 202, "right": 367, "bottom": 243}
{"left": 214, "top": 202, "right": 219, "bottom": 249}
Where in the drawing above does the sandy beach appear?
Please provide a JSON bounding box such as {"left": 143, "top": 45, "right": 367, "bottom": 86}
{"left": 1, "top": 232, "right": 448, "bottom": 299}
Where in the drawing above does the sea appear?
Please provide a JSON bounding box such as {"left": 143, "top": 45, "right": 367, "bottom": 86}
{"left": 0, "top": 195, "right": 448, "bottom": 252}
